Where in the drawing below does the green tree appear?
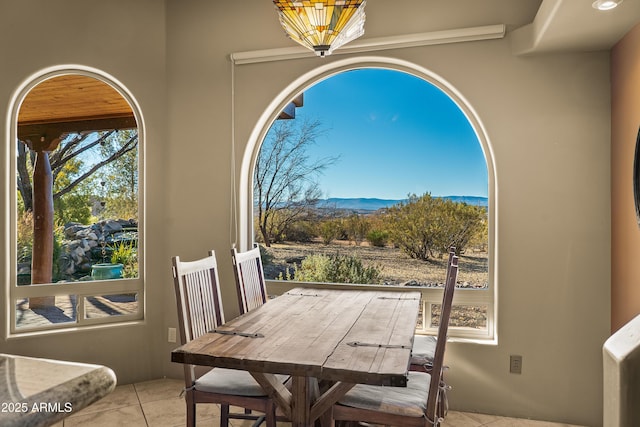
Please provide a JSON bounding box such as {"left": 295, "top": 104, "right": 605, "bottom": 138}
{"left": 385, "top": 193, "right": 441, "bottom": 260}
{"left": 385, "top": 193, "right": 487, "bottom": 260}
{"left": 52, "top": 152, "right": 92, "bottom": 224}
{"left": 16, "top": 130, "right": 137, "bottom": 214}
{"left": 432, "top": 200, "right": 487, "bottom": 255}
{"left": 97, "top": 130, "right": 139, "bottom": 220}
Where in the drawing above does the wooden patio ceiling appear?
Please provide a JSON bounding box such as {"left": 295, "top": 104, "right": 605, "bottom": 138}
{"left": 17, "top": 74, "right": 137, "bottom": 143}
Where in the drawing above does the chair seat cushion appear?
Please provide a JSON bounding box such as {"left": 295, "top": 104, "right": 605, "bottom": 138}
{"left": 411, "top": 335, "right": 437, "bottom": 366}
{"left": 195, "top": 368, "right": 288, "bottom": 397}
{"left": 337, "top": 371, "right": 431, "bottom": 418}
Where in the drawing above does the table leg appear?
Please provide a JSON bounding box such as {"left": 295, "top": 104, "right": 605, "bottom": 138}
{"left": 290, "top": 376, "right": 316, "bottom": 426}
{"left": 251, "top": 373, "right": 354, "bottom": 427}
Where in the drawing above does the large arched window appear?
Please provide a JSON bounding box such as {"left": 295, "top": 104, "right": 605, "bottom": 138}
{"left": 7, "top": 66, "right": 144, "bottom": 334}
{"left": 244, "top": 62, "right": 496, "bottom": 341}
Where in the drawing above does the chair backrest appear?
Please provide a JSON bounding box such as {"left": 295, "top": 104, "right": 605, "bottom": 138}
{"left": 231, "top": 245, "right": 268, "bottom": 315}
{"left": 425, "top": 254, "right": 459, "bottom": 422}
{"left": 171, "top": 250, "right": 225, "bottom": 345}
{"left": 443, "top": 246, "right": 456, "bottom": 285}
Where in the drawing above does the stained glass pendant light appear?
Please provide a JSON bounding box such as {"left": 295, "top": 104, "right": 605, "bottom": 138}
{"left": 273, "top": 0, "right": 366, "bottom": 57}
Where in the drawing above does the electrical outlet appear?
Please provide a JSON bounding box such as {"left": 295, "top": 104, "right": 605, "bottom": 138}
{"left": 510, "top": 355, "right": 522, "bottom": 374}
{"left": 168, "top": 327, "right": 177, "bottom": 343}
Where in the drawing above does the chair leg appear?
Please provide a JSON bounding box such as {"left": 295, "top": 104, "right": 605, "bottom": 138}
{"left": 220, "top": 404, "right": 230, "bottom": 427}
{"left": 185, "top": 394, "right": 196, "bottom": 427}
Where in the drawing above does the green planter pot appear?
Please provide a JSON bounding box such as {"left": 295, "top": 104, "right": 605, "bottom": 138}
{"left": 91, "top": 263, "right": 124, "bottom": 280}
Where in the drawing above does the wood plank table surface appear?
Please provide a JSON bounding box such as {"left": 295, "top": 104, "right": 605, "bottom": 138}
{"left": 171, "top": 286, "right": 421, "bottom": 427}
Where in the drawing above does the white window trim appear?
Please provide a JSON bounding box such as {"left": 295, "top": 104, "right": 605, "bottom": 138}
{"left": 237, "top": 56, "right": 497, "bottom": 343}
{"left": 4, "top": 65, "right": 146, "bottom": 338}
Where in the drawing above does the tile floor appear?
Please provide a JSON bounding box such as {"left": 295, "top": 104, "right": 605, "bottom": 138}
{"left": 52, "top": 378, "right": 584, "bottom": 427}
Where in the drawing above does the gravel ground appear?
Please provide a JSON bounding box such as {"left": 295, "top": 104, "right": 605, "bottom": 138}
{"left": 262, "top": 241, "right": 489, "bottom": 329}
{"left": 262, "top": 240, "right": 488, "bottom": 288}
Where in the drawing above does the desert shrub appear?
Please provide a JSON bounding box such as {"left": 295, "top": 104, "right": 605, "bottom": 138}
{"left": 385, "top": 192, "right": 487, "bottom": 260}
{"left": 385, "top": 193, "right": 440, "bottom": 260}
{"left": 282, "top": 253, "right": 382, "bottom": 284}
{"left": 258, "top": 244, "right": 274, "bottom": 266}
{"left": 318, "top": 219, "right": 343, "bottom": 245}
{"left": 366, "top": 229, "right": 389, "bottom": 247}
{"left": 345, "top": 213, "right": 370, "bottom": 246}
{"left": 283, "top": 220, "right": 315, "bottom": 242}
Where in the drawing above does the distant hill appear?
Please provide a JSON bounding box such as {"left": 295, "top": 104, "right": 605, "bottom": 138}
{"left": 316, "top": 196, "right": 487, "bottom": 212}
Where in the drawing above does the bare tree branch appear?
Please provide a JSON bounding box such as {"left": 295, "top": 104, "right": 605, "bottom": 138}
{"left": 254, "top": 118, "right": 337, "bottom": 246}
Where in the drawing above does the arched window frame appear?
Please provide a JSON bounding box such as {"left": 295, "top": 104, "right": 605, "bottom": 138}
{"left": 5, "top": 65, "right": 145, "bottom": 337}
{"left": 238, "top": 57, "right": 497, "bottom": 342}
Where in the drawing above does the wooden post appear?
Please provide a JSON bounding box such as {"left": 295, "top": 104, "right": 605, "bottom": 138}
{"left": 27, "top": 137, "right": 60, "bottom": 309}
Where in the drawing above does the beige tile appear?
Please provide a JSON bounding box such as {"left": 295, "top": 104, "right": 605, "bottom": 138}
{"left": 67, "top": 384, "right": 139, "bottom": 417}
{"left": 134, "top": 378, "right": 184, "bottom": 403}
{"left": 64, "top": 404, "right": 147, "bottom": 427}
{"left": 141, "top": 395, "right": 220, "bottom": 427}
{"left": 64, "top": 378, "right": 585, "bottom": 427}
{"left": 441, "top": 411, "right": 486, "bottom": 426}
{"left": 141, "top": 397, "right": 185, "bottom": 427}
{"left": 485, "top": 417, "right": 585, "bottom": 427}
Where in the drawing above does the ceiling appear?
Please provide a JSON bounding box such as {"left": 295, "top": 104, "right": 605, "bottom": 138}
{"left": 17, "top": 75, "right": 136, "bottom": 145}
{"left": 513, "top": 0, "right": 640, "bottom": 54}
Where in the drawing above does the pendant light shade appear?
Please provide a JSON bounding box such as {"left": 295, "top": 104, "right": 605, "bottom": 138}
{"left": 273, "top": 0, "right": 366, "bottom": 57}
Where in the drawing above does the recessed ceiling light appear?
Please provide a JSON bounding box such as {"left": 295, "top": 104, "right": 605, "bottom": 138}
{"left": 592, "top": 0, "right": 623, "bottom": 11}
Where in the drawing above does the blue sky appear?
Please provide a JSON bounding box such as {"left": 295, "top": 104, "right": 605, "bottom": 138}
{"left": 279, "top": 68, "right": 487, "bottom": 200}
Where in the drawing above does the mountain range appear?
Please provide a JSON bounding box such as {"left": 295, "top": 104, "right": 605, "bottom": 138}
{"left": 316, "top": 196, "right": 488, "bottom": 211}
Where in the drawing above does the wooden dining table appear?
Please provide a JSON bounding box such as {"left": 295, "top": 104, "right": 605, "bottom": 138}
{"left": 171, "top": 286, "right": 421, "bottom": 427}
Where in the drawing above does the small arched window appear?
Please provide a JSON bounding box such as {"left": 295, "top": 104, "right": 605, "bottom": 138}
{"left": 9, "top": 68, "right": 144, "bottom": 334}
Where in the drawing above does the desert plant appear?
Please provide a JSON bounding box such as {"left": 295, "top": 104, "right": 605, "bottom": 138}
{"left": 283, "top": 252, "right": 382, "bottom": 284}
{"left": 384, "top": 192, "right": 487, "bottom": 260}
{"left": 318, "top": 219, "right": 342, "bottom": 244}
{"left": 258, "top": 244, "right": 274, "bottom": 266}
{"left": 366, "top": 229, "right": 389, "bottom": 247}
{"left": 345, "top": 213, "right": 370, "bottom": 246}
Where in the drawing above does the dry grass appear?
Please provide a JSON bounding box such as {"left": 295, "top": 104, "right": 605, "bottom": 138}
{"left": 262, "top": 240, "right": 488, "bottom": 288}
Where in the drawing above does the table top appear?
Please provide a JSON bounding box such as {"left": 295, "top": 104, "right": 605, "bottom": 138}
{"left": 0, "top": 353, "right": 116, "bottom": 427}
{"left": 172, "top": 287, "right": 421, "bottom": 386}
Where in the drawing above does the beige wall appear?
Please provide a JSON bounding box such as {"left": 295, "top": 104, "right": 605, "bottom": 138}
{"left": 0, "top": 1, "right": 613, "bottom": 426}
{"left": 611, "top": 23, "right": 640, "bottom": 333}
{"left": 0, "top": 1, "right": 168, "bottom": 383}
{"left": 164, "top": 2, "right": 610, "bottom": 425}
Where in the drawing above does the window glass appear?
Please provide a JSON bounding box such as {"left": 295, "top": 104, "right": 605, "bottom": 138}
{"left": 253, "top": 68, "right": 490, "bottom": 337}
{"left": 11, "top": 72, "right": 142, "bottom": 332}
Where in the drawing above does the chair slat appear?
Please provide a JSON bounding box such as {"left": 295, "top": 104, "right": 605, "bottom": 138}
{"left": 231, "top": 245, "right": 268, "bottom": 315}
